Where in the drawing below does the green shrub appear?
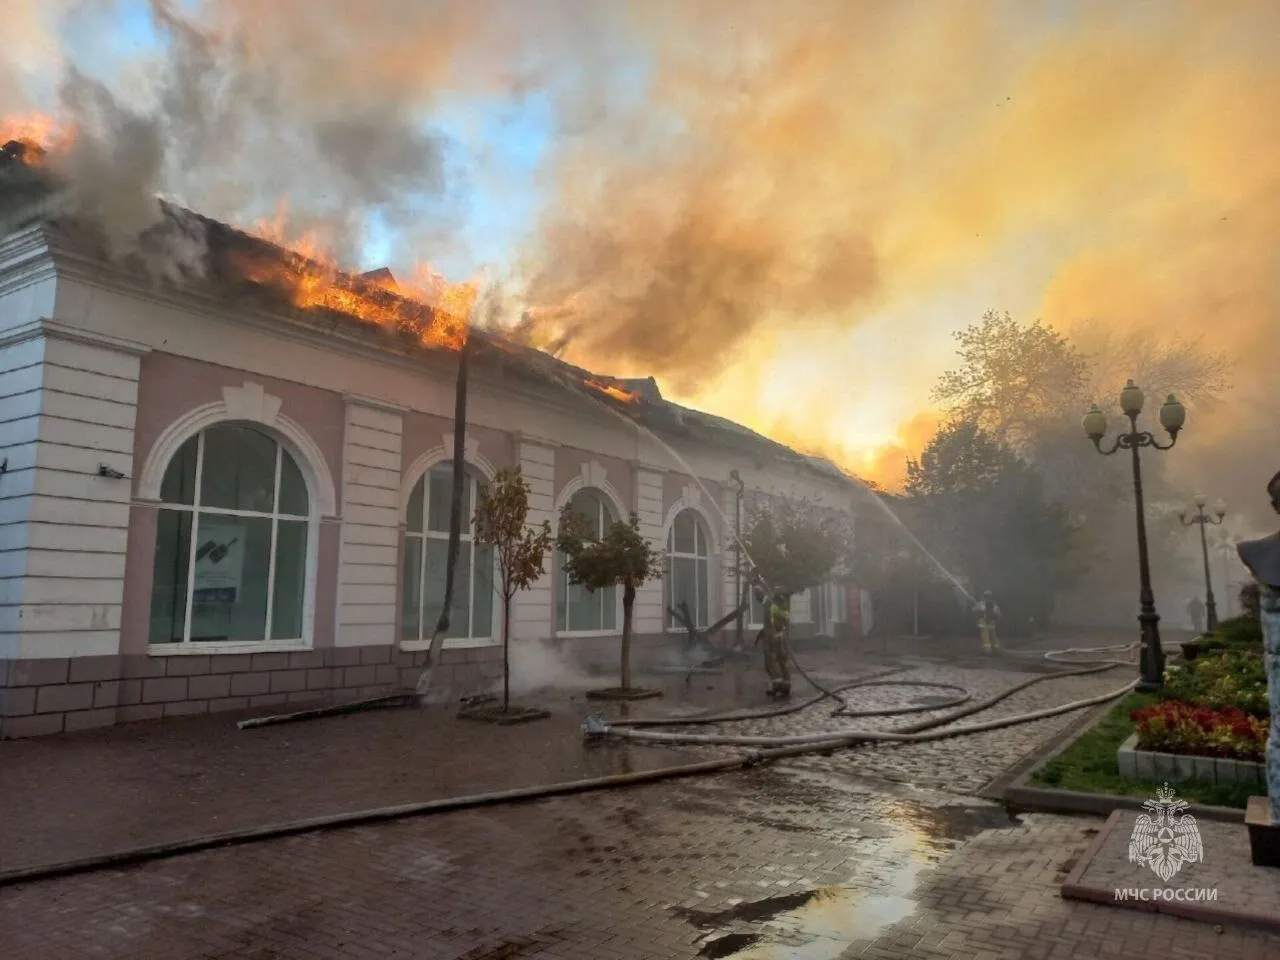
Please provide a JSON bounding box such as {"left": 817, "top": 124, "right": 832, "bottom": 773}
{"left": 1213, "top": 615, "right": 1263, "bottom": 648}
{"left": 1163, "top": 649, "right": 1269, "bottom": 717}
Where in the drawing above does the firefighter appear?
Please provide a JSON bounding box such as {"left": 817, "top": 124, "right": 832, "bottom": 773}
{"left": 762, "top": 590, "right": 792, "bottom": 698}
{"left": 975, "top": 590, "right": 1001, "bottom": 653}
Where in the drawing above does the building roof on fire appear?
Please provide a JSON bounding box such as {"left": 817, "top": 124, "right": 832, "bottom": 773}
{"left": 0, "top": 141, "right": 859, "bottom": 493}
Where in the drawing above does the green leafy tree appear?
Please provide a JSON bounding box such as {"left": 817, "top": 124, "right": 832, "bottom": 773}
{"left": 932, "top": 310, "right": 1090, "bottom": 453}
{"left": 739, "top": 494, "right": 856, "bottom": 601}
{"left": 473, "top": 467, "right": 553, "bottom": 711}
{"left": 557, "top": 510, "right": 661, "bottom": 691}
{"left": 904, "top": 418, "right": 1079, "bottom": 632}
{"left": 932, "top": 310, "right": 1228, "bottom": 513}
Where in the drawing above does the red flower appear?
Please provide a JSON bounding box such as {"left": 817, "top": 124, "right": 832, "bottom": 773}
{"left": 1133, "top": 699, "right": 1269, "bottom": 762}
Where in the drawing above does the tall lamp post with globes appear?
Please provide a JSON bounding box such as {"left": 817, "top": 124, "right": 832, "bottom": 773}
{"left": 1180, "top": 494, "right": 1226, "bottom": 633}
{"left": 1083, "top": 379, "right": 1187, "bottom": 691}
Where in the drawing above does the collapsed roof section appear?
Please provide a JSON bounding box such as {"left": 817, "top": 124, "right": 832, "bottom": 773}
{"left": 0, "top": 142, "right": 859, "bottom": 492}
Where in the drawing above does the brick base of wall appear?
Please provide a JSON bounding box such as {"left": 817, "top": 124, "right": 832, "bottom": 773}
{"left": 0, "top": 645, "right": 505, "bottom": 739}
{"left": 0, "top": 627, "right": 840, "bottom": 738}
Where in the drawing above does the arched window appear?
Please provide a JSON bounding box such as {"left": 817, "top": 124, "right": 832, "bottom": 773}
{"left": 401, "top": 463, "right": 495, "bottom": 644}
{"left": 667, "top": 508, "right": 710, "bottom": 629}
{"left": 556, "top": 488, "right": 618, "bottom": 633}
{"left": 149, "top": 423, "right": 311, "bottom": 646}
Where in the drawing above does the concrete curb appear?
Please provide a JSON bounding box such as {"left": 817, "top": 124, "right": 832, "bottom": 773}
{"left": 1117, "top": 732, "right": 1266, "bottom": 788}
{"left": 1062, "top": 810, "right": 1279, "bottom": 934}
{"left": 978, "top": 696, "right": 1118, "bottom": 803}
{"left": 982, "top": 696, "right": 1246, "bottom": 825}
{"left": 1005, "top": 782, "right": 1245, "bottom": 824}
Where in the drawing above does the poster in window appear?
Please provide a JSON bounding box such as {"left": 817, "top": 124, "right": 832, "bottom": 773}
{"left": 192, "top": 523, "right": 246, "bottom": 604}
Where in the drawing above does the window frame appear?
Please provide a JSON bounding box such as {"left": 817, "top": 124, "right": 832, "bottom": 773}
{"left": 555, "top": 488, "right": 622, "bottom": 638}
{"left": 747, "top": 585, "right": 765, "bottom": 630}
{"left": 826, "top": 582, "right": 847, "bottom": 624}
{"left": 400, "top": 463, "right": 501, "bottom": 651}
{"left": 148, "top": 423, "right": 317, "bottom": 657}
{"left": 793, "top": 586, "right": 814, "bottom": 624}
{"left": 665, "top": 508, "right": 712, "bottom": 632}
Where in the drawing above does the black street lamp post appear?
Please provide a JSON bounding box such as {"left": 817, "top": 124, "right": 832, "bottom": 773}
{"left": 1180, "top": 494, "right": 1226, "bottom": 633}
{"left": 1083, "top": 380, "right": 1187, "bottom": 692}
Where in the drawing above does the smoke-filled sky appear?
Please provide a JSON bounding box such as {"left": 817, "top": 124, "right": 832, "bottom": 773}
{"left": 4, "top": 0, "right": 1280, "bottom": 529}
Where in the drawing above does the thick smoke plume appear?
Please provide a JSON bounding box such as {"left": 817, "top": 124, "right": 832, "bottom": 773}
{"left": 4, "top": 0, "right": 1280, "bottom": 530}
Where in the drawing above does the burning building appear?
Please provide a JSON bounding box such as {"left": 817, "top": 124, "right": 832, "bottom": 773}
{"left": 0, "top": 141, "right": 862, "bottom": 737}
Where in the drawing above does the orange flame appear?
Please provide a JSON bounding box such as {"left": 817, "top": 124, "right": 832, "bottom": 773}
{"left": 0, "top": 111, "right": 73, "bottom": 165}
{"left": 585, "top": 378, "right": 639, "bottom": 404}
{"left": 237, "top": 205, "right": 472, "bottom": 351}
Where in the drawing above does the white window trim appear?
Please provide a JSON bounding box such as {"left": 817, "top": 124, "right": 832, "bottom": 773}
{"left": 150, "top": 427, "right": 319, "bottom": 652}
{"left": 827, "top": 582, "right": 847, "bottom": 624}
{"left": 790, "top": 586, "right": 814, "bottom": 624}
{"left": 400, "top": 635, "right": 498, "bottom": 652}
{"left": 552, "top": 629, "right": 621, "bottom": 640}
{"left": 149, "top": 641, "right": 314, "bottom": 656}
{"left": 403, "top": 467, "right": 501, "bottom": 647}
{"left": 136, "top": 385, "right": 338, "bottom": 516}
{"left": 665, "top": 510, "right": 711, "bottom": 632}
{"left": 555, "top": 488, "right": 623, "bottom": 637}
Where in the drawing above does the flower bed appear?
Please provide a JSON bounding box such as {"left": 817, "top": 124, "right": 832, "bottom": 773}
{"left": 1132, "top": 700, "right": 1269, "bottom": 762}
{"left": 1162, "top": 648, "right": 1268, "bottom": 717}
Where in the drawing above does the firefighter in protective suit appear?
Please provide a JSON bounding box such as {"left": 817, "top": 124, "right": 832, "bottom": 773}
{"left": 757, "top": 588, "right": 792, "bottom": 698}
{"left": 976, "top": 591, "right": 1002, "bottom": 653}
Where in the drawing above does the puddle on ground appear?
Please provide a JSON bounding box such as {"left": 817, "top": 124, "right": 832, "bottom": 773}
{"left": 686, "top": 886, "right": 919, "bottom": 959}
{"left": 700, "top": 932, "right": 764, "bottom": 957}
{"left": 675, "top": 890, "right": 821, "bottom": 927}
{"left": 665, "top": 766, "right": 1027, "bottom": 958}
{"left": 885, "top": 798, "right": 1021, "bottom": 847}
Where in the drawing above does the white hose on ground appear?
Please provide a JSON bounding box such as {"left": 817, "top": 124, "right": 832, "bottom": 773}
{"left": 584, "top": 641, "right": 1143, "bottom": 750}
{"left": 588, "top": 678, "right": 1137, "bottom": 747}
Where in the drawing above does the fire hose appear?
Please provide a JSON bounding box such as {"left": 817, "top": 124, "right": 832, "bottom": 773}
{"left": 584, "top": 642, "right": 1140, "bottom": 750}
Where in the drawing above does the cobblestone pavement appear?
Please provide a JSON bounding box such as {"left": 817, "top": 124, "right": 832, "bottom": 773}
{"left": 635, "top": 658, "right": 1136, "bottom": 794}
{"left": 7, "top": 643, "right": 1269, "bottom": 959}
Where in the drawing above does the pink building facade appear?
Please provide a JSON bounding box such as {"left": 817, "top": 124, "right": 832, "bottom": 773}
{"left": 0, "top": 221, "right": 858, "bottom": 738}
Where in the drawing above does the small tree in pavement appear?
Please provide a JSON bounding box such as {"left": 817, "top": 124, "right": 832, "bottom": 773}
{"left": 472, "top": 467, "right": 553, "bottom": 711}
{"left": 557, "top": 509, "right": 661, "bottom": 692}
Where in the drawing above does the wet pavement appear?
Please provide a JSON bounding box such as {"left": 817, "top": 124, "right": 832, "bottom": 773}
{"left": 3, "top": 638, "right": 1275, "bottom": 958}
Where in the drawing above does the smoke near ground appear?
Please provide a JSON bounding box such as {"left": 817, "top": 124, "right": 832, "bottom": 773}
{"left": 4, "top": 0, "right": 1280, "bottom": 529}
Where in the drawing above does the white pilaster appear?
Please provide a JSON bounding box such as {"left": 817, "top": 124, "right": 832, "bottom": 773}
{"left": 634, "top": 466, "right": 665, "bottom": 634}
{"left": 511, "top": 439, "right": 554, "bottom": 640}
{"left": 335, "top": 396, "right": 404, "bottom": 646}
{"left": 0, "top": 324, "right": 144, "bottom": 658}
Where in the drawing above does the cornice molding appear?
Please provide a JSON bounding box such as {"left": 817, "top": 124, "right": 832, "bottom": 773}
{"left": 15, "top": 233, "right": 852, "bottom": 495}
{"left": 0, "top": 226, "right": 57, "bottom": 299}
{"left": 0, "top": 317, "right": 152, "bottom": 357}
{"left": 38, "top": 243, "right": 620, "bottom": 427}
